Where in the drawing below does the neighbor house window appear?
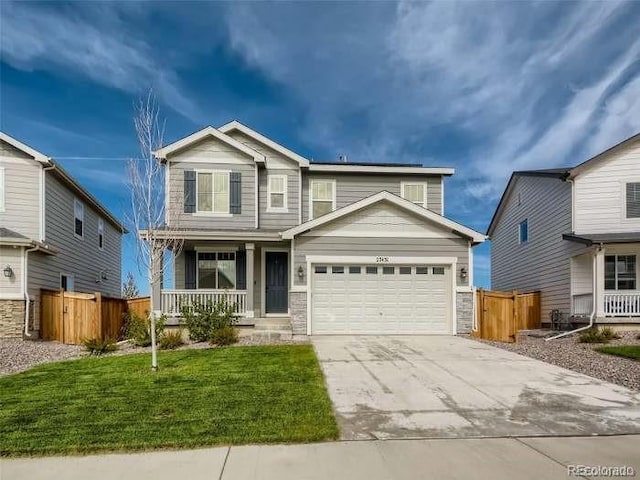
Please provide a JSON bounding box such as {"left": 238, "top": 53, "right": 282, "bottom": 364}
{"left": 518, "top": 219, "right": 528, "bottom": 244}
{"left": 627, "top": 183, "right": 640, "bottom": 218}
{"left": 310, "top": 180, "right": 335, "bottom": 219}
{"left": 401, "top": 182, "right": 426, "bottom": 207}
{"left": 98, "top": 219, "right": 104, "bottom": 250}
{"left": 74, "top": 199, "right": 84, "bottom": 238}
{"left": 605, "top": 255, "right": 636, "bottom": 290}
{"left": 197, "top": 252, "right": 236, "bottom": 289}
{"left": 60, "top": 274, "right": 74, "bottom": 292}
{"left": 197, "top": 171, "right": 229, "bottom": 214}
{"left": 0, "top": 167, "right": 5, "bottom": 212}
{"left": 267, "top": 175, "right": 287, "bottom": 211}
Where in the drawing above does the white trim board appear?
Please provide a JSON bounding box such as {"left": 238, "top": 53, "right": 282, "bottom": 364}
{"left": 0, "top": 132, "right": 51, "bottom": 164}
{"left": 307, "top": 164, "right": 454, "bottom": 175}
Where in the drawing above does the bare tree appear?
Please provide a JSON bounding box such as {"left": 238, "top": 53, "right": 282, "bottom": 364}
{"left": 127, "top": 90, "right": 183, "bottom": 371}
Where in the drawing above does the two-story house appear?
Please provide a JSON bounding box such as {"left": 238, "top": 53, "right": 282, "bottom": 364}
{"left": 151, "top": 121, "right": 486, "bottom": 335}
{"left": 488, "top": 132, "right": 640, "bottom": 327}
{"left": 0, "top": 132, "right": 126, "bottom": 338}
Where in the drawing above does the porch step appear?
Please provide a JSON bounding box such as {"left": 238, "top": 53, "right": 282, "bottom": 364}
{"left": 238, "top": 328, "right": 293, "bottom": 341}
{"left": 253, "top": 318, "right": 292, "bottom": 330}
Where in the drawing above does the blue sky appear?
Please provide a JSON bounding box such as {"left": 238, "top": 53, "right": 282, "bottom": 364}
{"left": 1, "top": 1, "right": 640, "bottom": 294}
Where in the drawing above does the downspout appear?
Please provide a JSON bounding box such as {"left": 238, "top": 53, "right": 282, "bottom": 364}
{"left": 546, "top": 247, "right": 598, "bottom": 341}
{"left": 23, "top": 246, "right": 39, "bottom": 337}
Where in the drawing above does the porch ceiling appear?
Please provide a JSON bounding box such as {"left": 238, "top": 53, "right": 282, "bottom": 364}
{"left": 563, "top": 232, "right": 640, "bottom": 246}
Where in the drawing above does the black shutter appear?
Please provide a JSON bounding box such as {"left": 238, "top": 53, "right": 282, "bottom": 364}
{"left": 230, "top": 172, "right": 242, "bottom": 214}
{"left": 184, "top": 171, "right": 196, "bottom": 213}
{"left": 185, "top": 250, "right": 197, "bottom": 289}
{"left": 236, "top": 250, "right": 246, "bottom": 290}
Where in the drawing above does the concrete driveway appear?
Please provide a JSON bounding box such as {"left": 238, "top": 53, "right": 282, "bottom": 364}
{"left": 312, "top": 336, "right": 640, "bottom": 440}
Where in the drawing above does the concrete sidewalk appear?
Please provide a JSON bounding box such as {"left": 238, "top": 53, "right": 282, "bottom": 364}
{"left": 3, "top": 435, "right": 639, "bottom": 480}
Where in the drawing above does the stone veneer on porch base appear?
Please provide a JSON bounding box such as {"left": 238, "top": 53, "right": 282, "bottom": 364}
{"left": 0, "top": 300, "right": 26, "bottom": 338}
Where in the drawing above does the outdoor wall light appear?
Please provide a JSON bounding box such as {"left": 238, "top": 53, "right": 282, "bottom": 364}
{"left": 3, "top": 265, "right": 14, "bottom": 278}
{"left": 297, "top": 265, "right": 304, "bottom": 279}
{"left": 460, "top": 267, "right": 467, "bottom": 280}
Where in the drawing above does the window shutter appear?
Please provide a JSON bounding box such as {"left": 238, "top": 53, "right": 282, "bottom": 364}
{"left": 627, "top": 183, "right": 640, "bottom": 218}
{"left": 236, "top": 250, "right": 246, "bottom": 290}
{"left": 230, "top": 172, "right": 242, "bottom": 214}
{"left": 185, "top": 250, "right": 197, "bottom": 289}
{"left": 184, "top": 171, "right": 196, "bottom": 213}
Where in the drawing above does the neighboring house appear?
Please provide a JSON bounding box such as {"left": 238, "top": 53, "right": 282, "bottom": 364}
{"left": 0, "top": 132, "right": 126, "bottom": 338}
{"left": 488, "top": 132, "right": 640, "bottom": 327}
{"left": 151, "top": 121, "right": 486, "bottom": 335}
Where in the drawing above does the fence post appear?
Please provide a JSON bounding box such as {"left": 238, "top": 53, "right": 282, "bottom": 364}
{"left": 95, "top": 292, "right": 102, "bottom": 341}
{"left": 60, "top": 289, "right": 66, "bottom": 343}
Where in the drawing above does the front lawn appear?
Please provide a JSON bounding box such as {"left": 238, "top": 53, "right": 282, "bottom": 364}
{"left": 595, "top": 345, "right": 640, "bottom": 360}
{"left": 0, "top": 345, "right": 338, "bottom": 456}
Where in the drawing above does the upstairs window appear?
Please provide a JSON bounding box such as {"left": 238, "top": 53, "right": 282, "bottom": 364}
{"left": 0, "top": 167, "right": 5, "bottom": 212}
{"left": 268, "top": 175, "right": 288, "bottom": 211}
{"left": 74, "top": 199, "right": 84, "bottom": 238}
{"left": 627, "top": 182, "right": 640, "bottom": 218}
{"left": 401, "top": 182, "right": 426, "bottom": 207}
{"left": 98, "top": 219, "right": 104, "bottom": 250}
{"left": 518, "top": 219, "right": 528, "bottom": 244}
{"left": 605, "top": 255, "right": 636, "bottom": 290}
{"left": 310, "top": 180, "right": 335, "bottom": 219}
{"left": 197, "top": 171, "right": 229, "bottom": 214}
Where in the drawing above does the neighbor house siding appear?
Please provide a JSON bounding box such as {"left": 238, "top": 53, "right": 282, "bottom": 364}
{"left": 491, "top": 176, "right": 585, "bottom": 322}
{"left": 301, "top": 172, "right": 442, "bottom": 222}
{"left": 573, "top": 140, "right": 640, "bottom": 234}
{"left": 0, "top": 143, "right": 41, "bottom": 240}
{"left": 27, "top": 173, "right": 122, "bottom": 329}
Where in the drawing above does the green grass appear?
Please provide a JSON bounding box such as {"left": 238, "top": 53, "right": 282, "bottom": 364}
{"left": 595, "top": 345, "right": 640, "bottom": 360}
{"left": 0, "top": 345, "right": 339, "bottom": 457}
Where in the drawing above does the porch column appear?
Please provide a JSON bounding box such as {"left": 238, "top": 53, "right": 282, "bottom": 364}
{"left": 151, "top": 243, "right": 164, "bottom": 312}
{"left": 595, "top": 247, "right": 606, "bottom": 318}
{"left": 245, "top": 243, "right": 255, "bottom": 318}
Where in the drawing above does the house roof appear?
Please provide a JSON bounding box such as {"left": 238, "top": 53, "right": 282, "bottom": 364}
{"left": 562, "top": 232, "right": 640, "bottom": 246}
{"left": 0, "top": 131, "right": 127, "bottom": 233}
{"left": 308, "top": 163, "right": 455, "bottom": 175}
{"left": 281, "top": 190, "right": 487, "bottom": 243}
{"left": 568, "top": 131, "right": 640, "bottom": 178}
{"left": 153, "top": 126, "right": 266, "bottom": 163}
{"left": 0, "top": 227, "right": 58, "bottom": 253}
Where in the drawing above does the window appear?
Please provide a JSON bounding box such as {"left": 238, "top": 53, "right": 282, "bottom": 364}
{"left": 197, "top": 252, "right": 236, "bottom": 289}
{"left": 268, "top": 175, "right": 287, "bottom": 211}
{"left": 74, "top": 199, "right": 84, "bottom": 238}
{"left": 401, "top": 182, "right": 426, "bottom": 207}
{"left": 349, "top": 266, "right": 361, "bottom": 274}
{"left": 433, "top": 267, "right": 445, "bottom": 275}
{"left": 399, "top": 267, "right": 411, "bottom": 275}
{"left": 0, "top": 167, "right": 5, "bottom": 212}
{"left": 518, "top": 219, "right": 528, "bottom": 244}
{"left": 314, "top": 266, "right": 327, "bottom": 274}
{"left": 366, "top": 266, "right": 378, "bottom": 274}
{"left": 98, "top": 219, "right": 104, "bottom": 250}
{"left": 416, "top": 267, "right": 429, "bottom": 274}
{"left": 197, "top": 171, "right": 229, "bottom": 214}
{"left": 332, "top": 266, "right": 344, "bottom": 274}
{"left": 605, "top": 255, "right": 636, "bottom": 290}
{"left": 627, "top": 183, "right": 640, "bottom": 218}
{"left": 382, "top": 266, "right": 395, "bottom": 275}
{"left": 310, "top": 180, "right": 335, "bottom": 219}
{"left": 60, "top": 274, "right": 74, "bottom": 292}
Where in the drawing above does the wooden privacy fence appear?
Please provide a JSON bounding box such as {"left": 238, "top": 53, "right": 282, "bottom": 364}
{"left": 40, "top": 290, "right": 151, "bottom": 345}
{"left": 472, "top": 289, "right": 541, "bottom": 343}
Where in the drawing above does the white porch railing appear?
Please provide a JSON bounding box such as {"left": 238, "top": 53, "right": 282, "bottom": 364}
{"left": 161, "top": 289, "right": 247, "bottom": 317}
{"left": 572, "top": 293, "right": 593, "bottom": 316}
{"left": 604, "top": 292, "right": 640, "bottom": 317}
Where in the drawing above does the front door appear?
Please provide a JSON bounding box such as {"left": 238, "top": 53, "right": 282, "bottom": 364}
{"left": 266, "top": 251, "right": 288, "bottom": 314}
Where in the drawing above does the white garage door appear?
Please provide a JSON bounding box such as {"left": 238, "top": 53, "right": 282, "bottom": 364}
{"left": 311, "top": 264, "right": 452, "bottom": 335}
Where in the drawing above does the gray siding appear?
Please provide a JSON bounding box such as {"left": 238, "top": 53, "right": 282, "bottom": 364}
{"left": 301, "top": 172, "right": 442, "bottom": 222}
{"left": 0, "top": 246, "right": 24, "bottom": 296}
{"left": 491, "top": 176, "right": 585, "bottom": 322}
{"left": 28, "top": 173, "right": 122, "bottom": 328}
{"left": 293, "top": 236, "right": 468, "bottom": 287}
{"left": 258, "top": 168, "right": 300, "bottom": 229}
{"left": 0, "top": 142, "right": 41, "bottom": 240}
{"left": 168, "top": 160, "right": 256, "bottom": 229}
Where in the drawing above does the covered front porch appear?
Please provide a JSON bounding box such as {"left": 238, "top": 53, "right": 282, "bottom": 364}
{"left": 569, "top": 236, "right": 640, "bottom": 321}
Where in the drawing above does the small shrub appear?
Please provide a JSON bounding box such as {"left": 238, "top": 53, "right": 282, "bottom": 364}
{"left": 82, "top": 337, "right": 118, "bottom": 355}
{"left": 210, "top": 325, "right": 239, "bottom": 346}
{"left": 159, "top": 329, "right": 185, "bottom": 350}
{"left": 578, "top": 327, "right": 620, "bottom": 344}
{"left": 123, "top": 310, "right": 166, "bottom": 347}
{"left": 181, "top": 298, "right": 237, "bottom": 342}
{"left": 599, "top": 327, "right": 620, "bottom": 341}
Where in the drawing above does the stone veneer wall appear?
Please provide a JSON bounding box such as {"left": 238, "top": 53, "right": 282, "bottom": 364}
{"left": 289, "top": 291, "right": 307, "bottom": 335}
{"left": 456, "top": 291, "right": 474, "bottom": 334}
{"left": 0, "top": 299, "right": 26, "bottom": 338}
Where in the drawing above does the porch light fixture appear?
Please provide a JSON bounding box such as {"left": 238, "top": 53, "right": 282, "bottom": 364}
{"left": 460, "top": 267, "right": 467, "bottom": 280}
{"left": 297, "top": 265, "right": 304, "bottom": 279}
{"left": 3, "top": 265, "right": 13, "bottom": 278}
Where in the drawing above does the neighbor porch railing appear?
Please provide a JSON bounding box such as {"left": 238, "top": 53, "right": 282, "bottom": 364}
{"left": 571, "top": 293, "right": 593, "bottom": 316}
{"left": 160, "top": 289, "right": 247, "bottom": 317}
{"left": 604, "top": 292, "right": 640, "bottom": 317}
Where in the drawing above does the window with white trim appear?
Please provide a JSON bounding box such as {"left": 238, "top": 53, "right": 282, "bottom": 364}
{"left": 605, "top": 255, "right": 636, "bottom": 290}
{"left": 98, "top": 219, "right": 104, "bottom": 250}
{"left": 74, "top": 199, "right": 84, "bottom": 238}
{"left": 197, "top": 171, "right": 229, "bottom": 214}
{"left": 60, "top": 273, "right": 74, "bottom": 292}
{"left": 401, "top": 182, "right": 426, "bottom": 207}
{"left": 268, "top": 174, "right": 287, "bottom": 211}
{"left": 197, "top": 252, "right": 236, "bottom": 289}
{"left": 518, "top": 219, "right": 528, "bottom": 244}
{"left": 0, "top": 167, "right": 5, "bottom": 212}
{"left": 626, "top": 182, "right": 640, "bottom": 218}
{"left": 310, "top": 180, "right": 335, "bottom": 219}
